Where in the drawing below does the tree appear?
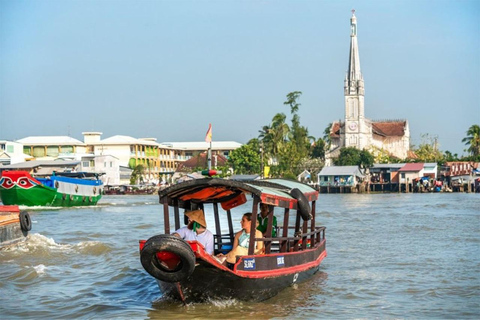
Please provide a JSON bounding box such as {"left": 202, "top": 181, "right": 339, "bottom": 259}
{"left": 228, "top": 141, "right": 262, "bottom": 175}
{"left": 413, "top": 134, "right": 443, "bottom": 162}
{"left": 130, "top": 165, "right": 145, "bottom": 185}
{"left": 298, "top": 158, "right": 325, "bottom": 183}
{"left": 310, "top": 138, "right": 326, "bottom": 160}
{"left": 284, "top": 91, "right": 310, "bottom": 160}
{"left": 462, "top": 124, "right": 480, "bottom": 158}
{"left": 333, "top": 147, "right": 374, "bottom": 168}
{"left": 323, "top": 123, "right": 333, "bottom": 149}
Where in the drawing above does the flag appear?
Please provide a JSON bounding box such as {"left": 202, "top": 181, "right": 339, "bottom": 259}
{"left": 205, "top": 123, "right": 212, "bottom": 143}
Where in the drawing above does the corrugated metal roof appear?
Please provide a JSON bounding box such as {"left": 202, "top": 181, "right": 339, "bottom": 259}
{"left": 0, "top": 160, "right": 80, "bottom": 169}
{"left": 16, "top": 136, "right": 85, "bottom": 146}
{"left": 372, "top": 163, "right": 406, "bottom": 169}
{"left": 318, "top": 166, "right": 365, "bottom": 177}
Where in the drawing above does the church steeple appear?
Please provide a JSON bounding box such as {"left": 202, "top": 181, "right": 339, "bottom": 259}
{"left": 344, "top": 10, "right": 364, "bottom": 96}
{"left": 344, "top": 10, "right": 367, "bottom": 150}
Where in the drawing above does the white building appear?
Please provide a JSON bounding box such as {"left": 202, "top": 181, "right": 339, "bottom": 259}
{"left": 83, "top": 132, "right": 178, "bottom": 184}
{"left": 0, "top": 140, "right": 31, "bottom": 165}
{"left": 17, "top": 136, "right": 88, "bottom": 159}
{"left": 326, "top": 11, "right": 410, "bottom": 165}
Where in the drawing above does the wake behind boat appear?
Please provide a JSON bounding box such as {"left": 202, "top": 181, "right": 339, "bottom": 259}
{"left": 0, "top": 170, "right": 103, "bottom": 207}
{"left": 139, "top": 177, "right": 327, "bottom": 303}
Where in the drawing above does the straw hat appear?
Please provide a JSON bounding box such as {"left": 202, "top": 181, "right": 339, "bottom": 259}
{"left": 185, "top": 209, "right": 207, "bottom": 228}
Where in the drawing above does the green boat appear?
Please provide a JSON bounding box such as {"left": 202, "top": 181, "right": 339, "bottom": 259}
{"left": 0, "top": 170, "right": 103, "bottom": 207}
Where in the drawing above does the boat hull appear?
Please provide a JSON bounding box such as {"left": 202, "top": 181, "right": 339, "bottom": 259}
{"left": 157, "top": 261, "right": 322, "bottom": 302}
{"left": 155, "top": 241, "right": 327, "bottom": 303}
{"left": 0, "top": 206, "right": 28, "bottom": 248}
{"left": 0, "top": 171, "right": 103, "bottom": 207}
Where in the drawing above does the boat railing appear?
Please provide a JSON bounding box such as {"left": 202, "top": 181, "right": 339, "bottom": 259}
{"left": 260, "top": 226, "right": 326, "bottom": 254}
{"left": 213, "top": 227, "right": 326, "bottom": 255}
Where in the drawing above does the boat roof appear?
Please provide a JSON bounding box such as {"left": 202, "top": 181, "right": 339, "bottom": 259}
{"left": 159, "top": 178, "right": 318, "bottom": 209}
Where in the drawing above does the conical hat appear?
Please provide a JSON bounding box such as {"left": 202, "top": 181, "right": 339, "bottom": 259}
{"left": 186, "top": 209, "right": 207, "bottom": 228}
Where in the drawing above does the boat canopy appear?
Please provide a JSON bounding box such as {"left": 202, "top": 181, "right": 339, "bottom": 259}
{"left": 159, "top": 178, "right": 318, "bottom": 210}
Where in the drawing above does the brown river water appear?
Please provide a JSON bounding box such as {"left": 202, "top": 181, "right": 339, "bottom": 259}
{"left": 1, "top": 193, "right": 479, "bottom": 319}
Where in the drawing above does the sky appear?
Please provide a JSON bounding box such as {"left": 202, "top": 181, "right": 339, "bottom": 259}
{"left": 1, "top": 0, "right": 479, "bottom": 156}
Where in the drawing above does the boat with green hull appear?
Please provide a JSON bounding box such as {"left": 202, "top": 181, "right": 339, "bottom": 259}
{"left": 0, "top": 171, "right": 103, "bottom": 207}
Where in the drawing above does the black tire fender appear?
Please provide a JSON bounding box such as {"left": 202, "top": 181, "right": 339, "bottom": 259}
{"left": 19, "top": 211, "right": 32, "bottom": 231}
{"left": 290, "top": 188, "right": 312, "bottom": 221}
{"left": 140, "top": 234, "right": 195, "bottom": 283}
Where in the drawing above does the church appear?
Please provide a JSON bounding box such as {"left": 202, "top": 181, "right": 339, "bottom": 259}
{"left": 326, "top": 11, "right": 410, "bottom": 165}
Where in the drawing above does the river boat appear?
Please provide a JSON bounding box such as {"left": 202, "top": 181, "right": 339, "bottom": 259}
{"left": 139, "top": 178, "right": 327, "bottom": 303}
{"left": 0, "top": 205, "right": 31, "bottom": 248}
{"left": 0, "top": 170, "right": 104, "bottom": 207}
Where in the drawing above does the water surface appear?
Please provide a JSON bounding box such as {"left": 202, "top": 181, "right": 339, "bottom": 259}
{"left": 1, "top": 193, "right": 479, "bottom": 319}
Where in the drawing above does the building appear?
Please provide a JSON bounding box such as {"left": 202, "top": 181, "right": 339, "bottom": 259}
{"left": 83, "top": 132, "right": 178, "bottom": 184}
{"left": 317, "top": 165, "right": 365, "bottom": 187}
{"left": 0, "top": 140, "right": 31, "bottom": 165}
{"left": 398, "top": 163, "right": 424, "bottom": 184}
{"left": 161, "top": 141, "right": 242, "bottom": 160}
{"left": 369, "top": 163, "right": 405, "bottom": 184}
{"left": 17, "top": 136, "right": 87, "bottom": 159}
{"left": 326, "top": 11, "right": 410, "bottom": 165}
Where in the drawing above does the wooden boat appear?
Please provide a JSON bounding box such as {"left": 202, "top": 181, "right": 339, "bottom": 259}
{"left": 0, "top": 205, "right": 31, "bottom": 248}
{"left": 0, "top": 170, "right": 103, "bottom": 207}
{"left": 139, "top": 178, "right": 327, "bottom": 302}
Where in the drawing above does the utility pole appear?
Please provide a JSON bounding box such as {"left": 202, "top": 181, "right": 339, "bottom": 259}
{"left": 260, "top": 141, "right": 264, "bottom": 178}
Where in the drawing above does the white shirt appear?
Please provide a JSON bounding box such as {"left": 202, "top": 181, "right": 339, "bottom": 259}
{"left": 174, "top": 227, "right": 214, "bottom": 255}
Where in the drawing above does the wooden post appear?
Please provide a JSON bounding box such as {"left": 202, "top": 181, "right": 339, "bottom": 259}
{"left": 281, "top": 208, "right": 290, "bottom": 252}
{"left": 264, "top": 206, "right": 274, "bottom": 254}
{"left": 248, "top": 197, "right": 259, "bottom": 255}
{"left": 293, "top": 210, "right": 301, "bottom": 252}
{"left": 213, "top": 203, "right": 222, "bottom": 249}
{"left": 173, "top": 199, "right": 180, "bottom": 230}
{"left": 310, "top": 200, "right": 316, "bottom": 247}
{"left": 227, "top": 209, "right": 234, "bottom": 243}
{"left": 163, "top": 201, "right": 170, "bottom": 234}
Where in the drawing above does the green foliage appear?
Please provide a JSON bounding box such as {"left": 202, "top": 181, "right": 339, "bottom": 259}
{"left": 258, "top": 91, "right": 325, "bottom": 178}
{"left": 310, "top": 138, "right": 326, "bottom": 159}
{"left": 323, "top": 123, "right": 332, "bottom": 149}
{"left": 298, "top": 158, "right": 324, "bottom": 183}
{"left": 462, "top": 124, "right": 480, "bottom": 158}
{"left": 368, "top": 146, "right": 401, "bottom": 164}
{"left": 333, "top": 147, "right": 374, "bottom": 168}
{"left": 228, "top": 143, "right": 261, "bottom": 175}
{"left": 130, "top": 165, "right": 145, "bottom": 185}
{"left": 412, "top": 134, "right": 442, "bottom": 163}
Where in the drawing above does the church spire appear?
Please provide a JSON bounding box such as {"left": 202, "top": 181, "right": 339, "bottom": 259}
{"left": 345, "top": 9, "right": 364, "bottom": 96}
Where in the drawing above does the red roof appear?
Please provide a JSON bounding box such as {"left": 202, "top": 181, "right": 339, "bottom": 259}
{"left": 372, "top": 121, "right": 406, "bottom": 137}
{"left": 398, "top": 163, "right": 424, "bottom": 172}
{"left": 330, "top": 122, "right": 342, "bottom": 138}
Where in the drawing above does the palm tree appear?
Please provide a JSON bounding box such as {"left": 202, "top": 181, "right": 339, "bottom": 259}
{"left": 462, "top": 124, "right": 480, "bottom": 157}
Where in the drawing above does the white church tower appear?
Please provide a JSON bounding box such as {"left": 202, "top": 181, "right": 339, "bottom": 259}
{"left": 325, "top": 10, "right": 410, "bottom": 165}
{"left": 344, "top": 10, "right": 371, "bottom": 150}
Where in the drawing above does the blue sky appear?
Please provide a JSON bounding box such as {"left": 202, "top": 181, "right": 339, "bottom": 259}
{"left": 1, "top": 0, "right": 479, "bottom": 155}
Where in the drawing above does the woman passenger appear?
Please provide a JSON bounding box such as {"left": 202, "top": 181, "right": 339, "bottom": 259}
{"left": 217, "top": 213, "right": 264, "bottom": 268}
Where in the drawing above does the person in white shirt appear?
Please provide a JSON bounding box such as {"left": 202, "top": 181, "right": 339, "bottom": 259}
{"left": 173, "top": 209, "right": 214, "bottom": 255}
